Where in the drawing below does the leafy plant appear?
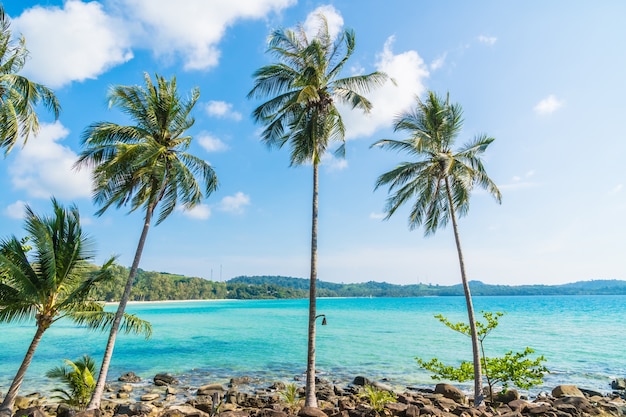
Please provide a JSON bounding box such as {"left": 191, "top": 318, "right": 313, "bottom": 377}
{"left": 280, "top": 383, "right": 302, "bottom": 414}
{"left": 359, "top": 384, "right": 397, "bottom": 414}
{"left": 416, "top": 311, "right": 548, "bottom": 402}
{"left": 46, "top": 355, "right": 96, "bottom": 409}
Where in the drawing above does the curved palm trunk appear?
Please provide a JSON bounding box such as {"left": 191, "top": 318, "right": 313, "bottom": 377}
{"left": 87, "top": 205, "right": 155, "bottom": 410}
{"left": 445, "top": 180, "right": 484, "bottom": 407}
{"left": 304, "top": 163, "right": 319, "bottom": 408}
{"left": 0, "top": 323, "right": 47, "bottom": 417}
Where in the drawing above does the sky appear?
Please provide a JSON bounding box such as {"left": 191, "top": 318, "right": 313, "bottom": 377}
{"left": 1, "top": 1, "right": 625, "bottom": 287}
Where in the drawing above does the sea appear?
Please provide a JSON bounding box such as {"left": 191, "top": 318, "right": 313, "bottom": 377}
{"left": 1, "top": 296, "right": 625, "bottom": 397}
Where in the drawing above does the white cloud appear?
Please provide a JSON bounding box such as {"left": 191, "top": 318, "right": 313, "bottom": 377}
{"left": 121, "top": 0, "right": 296, "bottom": 70}
{"left": 4, "top": 201, "right": 28, "bottom": 220}
{"left": 342, "top": 36, "right": 430, "bottom": 140}
{"left": 369, "top": 212, "right": 386, "bottom": 220}
{"left": 322, "top": 153, "right": 348, "bottom": 171}
{"left": 8, "top": 122, "right": 92, "bottom": 199}
{"left": 205, "top": 101, "right": 242, "bottom": 121}
{"left": 198, "top": 133, "right": 229, "bottom": 152}
{"left": 218, "top": 192, "right": 251, "bottom": 214}
{"left": 534, "top": 94, "right": 564, "bottom": 115}
{"left": 478, "top": 35, "right": 497, "bottom": 45}
{"left": 499, "top": 171, "right": 539, "bottom": 190}
{"left": 303, "top": 5, "right": 344, "bottom": 41}
{"left": 180, "top": 203, "right": 212, "bottom": 220}
{"left": 430, "top": 53, "right": 447, "bottom": 71}
{"left": 15, "top": 1, "right": 133, "bottom": 88}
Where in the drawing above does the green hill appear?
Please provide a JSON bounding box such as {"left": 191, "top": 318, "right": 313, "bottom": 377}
{"left": 88, "top": 265, "right": 626, "bottom": 302}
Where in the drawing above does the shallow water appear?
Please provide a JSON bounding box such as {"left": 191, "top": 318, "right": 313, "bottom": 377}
{"left": 1, "top": 296, "right": 625, "bottom": 396}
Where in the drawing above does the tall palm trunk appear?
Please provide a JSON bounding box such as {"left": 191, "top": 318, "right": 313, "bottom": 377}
{"left": 445, "top": 179, "right": 484, "bottom": 407}
{"left": 304, "top": 163, "right": 319, "bottom": 408}
{"left": 0, "top": 323, "right": 48, "bottom": 417}
{"left": 87, "top": 204, "right": 155, "bottom": 410}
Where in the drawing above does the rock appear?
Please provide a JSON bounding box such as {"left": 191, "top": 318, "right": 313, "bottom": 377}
{"left": 612, "top": 379, "right": 626, "bottom": 391}
{"left": 552, "top": 385, "right": 585, "bottom": 398}
{"left": 256, "top": 410, "right": 288, "bottom": 417}
{"left": 14, "top": 396, "right": 32, "bottom": 410}
{"left": 298, "top": 406, "right": 329, "bottom": 417}
{"left": 115, "top": 402, "right": 156, "bottom": 416}
{"left": 120, "top": 384, "right": 134, "bottom": 393}
{"left": 13, "top": 406, "right": 47, "bottom": 417}
{"left": 74, "top": 410, "right": 101, "bottom": 417}
{"left": 166, "top": 387, "right": 178, "bottom": 396}
{"left": 497, "top": 389, "right": 520, "bottom": 403}
{"left": 525, "top": 402, "right": 553, "bottom": 414}
{"left": 154, "top": 374, "right": 180, "bottom": 386}
{"left": 230, "top": 377, "right": 252, "bottom": 386}
{"left": 119, "top": 372, "right": 142, "bottom": 383}
{"left": 405, "top": 404, "right": 420, "bottom": 417}
{"left": 434, "top": 384, "right": 466, "bottom": 405}
{"left": 56, "top": 404, "right": 77, "bottom": 417}
{"left": 141, "top": 393, "right": 161, "bottom": 401}
{"left": 269, "top": 382, "right": 286, "bottom": 391}
{"left": 197, "top": 384, "right": 225, "bottom": 396}
{"left": 162, "top": 405, "right": 210, "bottom": 417}
{"left": 352, "top": 377, "right": 371, "bottom": 387}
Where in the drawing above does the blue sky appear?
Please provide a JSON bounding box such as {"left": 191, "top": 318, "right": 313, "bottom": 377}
{"left": 2, "top": 1, "right": 625, "bottom": 286}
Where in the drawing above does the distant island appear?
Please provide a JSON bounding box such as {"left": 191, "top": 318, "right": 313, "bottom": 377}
{"left": 88, "top": 264, "right": 626, "bottom": 301}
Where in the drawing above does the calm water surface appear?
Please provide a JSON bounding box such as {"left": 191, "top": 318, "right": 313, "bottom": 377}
{"left": 1, "top": 296, "right": 624, "bottom": 395}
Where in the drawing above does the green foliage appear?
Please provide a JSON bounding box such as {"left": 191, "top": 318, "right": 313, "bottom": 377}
{"left": 0, "top": 5, "right": 61, "bottom": 155}
{"left": 280, "top": 383, "right": 302, "bottom": 414}
{"left": 358, "top": 384, "right": 397, "bottom": 413}
{"left": 417, "top": 311, "right": 548, "bottom": 401}
{"left": 46, "top": 355, "right": 96, "bottom": 409}
{"left": 484, "top": 348, "right": 548, "bottom": 390}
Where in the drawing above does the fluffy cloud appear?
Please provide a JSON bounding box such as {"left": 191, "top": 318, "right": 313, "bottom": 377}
{"left": 534, "top": 94, "right": 564, "bottom": 115}
{"left": 303, "top": 5, "right": 343, "bottom": 41}
{"left": 13, "top": 0, "right": 295, "bottom": 86}
{"left": 119, "top": 0, "right": 296, "bottom": 70}
{"left": 198, "top": 133, "right": 229, "bottom": 152}
{"left": 8, "top": 122, "right": 92, "bottom": 199}
{"left": 205, "top": 101, "right": 242, "bottom": 121}
{"left": 478, "top": 35, "right": 497, "bottom": 45}
{"left": 4, "top": 200, "right": 28, "bottom": 220}
{"left": 14, "top": 1, "right": 133, "bottom": 88}
{"left": 180, "top": 203, "right": 212, "bottom": 220}
{"left": 342, "top": 36, "right": 430, "bottom": 140}
{"left": 218, "top": 192, "right": 250, "bottom": 214}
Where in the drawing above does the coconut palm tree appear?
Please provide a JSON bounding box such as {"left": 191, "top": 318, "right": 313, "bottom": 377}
{"left": 0, "top": 5, "right": 60, "bottom": 155}
{"left": 371, "top": 91, "right": 501, "bottom": 406}
{"left": 0, "top": 199, "right": 150, "bottom": 417}
{"left": 75, "top": 72, "right": 219, "bottom": 410}
{"left": 46, "top": 355, "right": 97, "bottom": 410}
{"left": 248, "top": 15, "right": 387, "bottom": 407}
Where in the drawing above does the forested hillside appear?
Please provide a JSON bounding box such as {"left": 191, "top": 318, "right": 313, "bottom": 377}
{"left": 87, "top": 265, "right": 626, "bottom": 302}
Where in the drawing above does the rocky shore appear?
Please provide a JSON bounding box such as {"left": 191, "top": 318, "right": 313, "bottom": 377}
{"left": 4, "top": 372, "right": 626, "bottom": 417}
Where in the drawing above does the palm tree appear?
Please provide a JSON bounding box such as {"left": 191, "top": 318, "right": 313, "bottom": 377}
{"left": 75, "top": 72, "right": 219, "bottom": 410}
{"left": 0, "top": 5, "right": 61, "bottom": 155}
{"left": 46, "top": 355, "right": 97, "bottom": 410}
{"left": 371, "top": 91, "right": 501, "bottom": 406}
{"left": 0, "top": 199, "right": 150, "bottom": 417}
{"left": 248, "top": 15, "right": 387, "bottom": 407}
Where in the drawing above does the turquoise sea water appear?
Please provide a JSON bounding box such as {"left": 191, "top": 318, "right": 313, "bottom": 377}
{"left": 2, "top": 296, "right": 625, "bottom": 396}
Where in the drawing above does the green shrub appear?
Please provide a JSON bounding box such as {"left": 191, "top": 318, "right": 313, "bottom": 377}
{"left": 46, "top": 355, "right": 96, "bottom": 409}
{"left": 359, "top": 384, "right": 397, "bottom": 414}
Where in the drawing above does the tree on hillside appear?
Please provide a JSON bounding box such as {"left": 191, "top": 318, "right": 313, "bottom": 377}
{"left": 75, "top": 72, "right": 219, "bottom": 410}
{"left": 248, "top": 14, "right": 387, "bottom": 407}
{"left": 371, "top": 91, "right": 501, "bottom": 406}
{"left": 0, "top": 5, "right": 60, "bottom": 155}
{"left": 0, "top": 199, "right": 150, "bottom": 417}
